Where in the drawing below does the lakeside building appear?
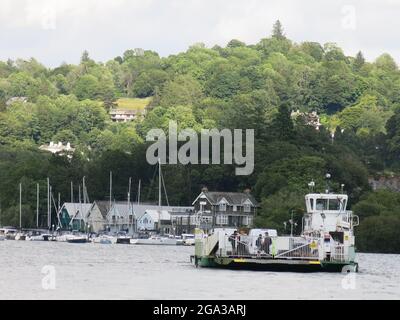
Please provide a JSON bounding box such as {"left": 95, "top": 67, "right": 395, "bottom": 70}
{"left": 39, "top": 141, "right": 75, "bottom": 158}
{"left": 109, "top": 109, "right": 145, "bottom": 122}
{"left": 291, "top": 110, "right": 322, "bottom": 130}
{"left": 137, "top": 209, "right": 172, "bottom": 234}
{"left": 57, "top": 190, "right": 258, "bottom": 235}
{"left": 192, "top": 188, "right": 259, "bottom": 233}
{"left": 85, "top": 201, "right": 194, "bottom": 235}
{"left": 59, "top": 202, "right": 93, "bottom": 231}
{"left": 87, "top": 201, "right": 110, "bottom": 233}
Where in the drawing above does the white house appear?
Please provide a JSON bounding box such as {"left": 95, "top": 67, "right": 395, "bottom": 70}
{"left": 137, "top": 209, "right": 171, "bottom": 234}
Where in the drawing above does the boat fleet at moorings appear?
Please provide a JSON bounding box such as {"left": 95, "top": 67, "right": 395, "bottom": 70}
{"left": 0, "top": 163, "right": 196, "bottom": 245}
{"left": 0, "top": 227, "right": 195, "bottom": 245}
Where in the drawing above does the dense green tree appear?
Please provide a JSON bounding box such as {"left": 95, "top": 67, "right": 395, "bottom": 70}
{"left": 272, "top": 20, "right": 285, "bottom": 40}
{"left": 0, "top": 23, "right": 400, "bottom": 252}
{"left": 160, "top": 75, "right": 203, "bottom": 107}
{"left": 353, "top": 51, "right": 365, "bottom": 71}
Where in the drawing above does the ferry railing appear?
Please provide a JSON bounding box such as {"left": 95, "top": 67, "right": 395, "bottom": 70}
{"left": 216, "top": 234, "right": 323, "bottom": 260}
{"left": 274, "top": 239, "right": 320, "bottom": 260}
{"left": 202, "top": 231, "right": 354, "bottom": 262}
{"left": 217, "top": 235, "right": 273, "bottom": 258}
{"left": 331, "top": 244, "right": 346, "bottom": 262}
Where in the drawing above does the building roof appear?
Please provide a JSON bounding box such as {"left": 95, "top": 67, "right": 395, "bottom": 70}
{"left": 93, "top": 201, "right": 111, "bottom": 219}
{"left": 62, "top": 203, "right": 93, "bottom": 220}
{"left": 109, "top": 109, "right": 140, "bottom": 115}
{"left": 193, "top": 191, "right": 258, "bottom": 206}
{"left": 39, "top": 141, "right": 75, "bottom": 154}
{"left": 139, "top": 209, "right": 171, "bottom": 222}
{"left": 106, "top": 202, "right": 193, "bottom": 220}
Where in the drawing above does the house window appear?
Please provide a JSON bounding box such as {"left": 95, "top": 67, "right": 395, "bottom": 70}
{"left": 219, "top": 203, "right": 226, "bottom": 212}
{"left": 200, "top": 216, "right": 212, "bottom": 223}
{"left": 244, "top": 204, "right": 251, "bottom": 212}
{"left": 129, "top": 215, "right": 133, "bottom": 223}
{"left": 233, "top": 205, "right": 237, "bottom": 212}
{"left": 143, "top": 218, "right": 148, "bottom": 224}
{"left": 216, "top": 215, "right": 228, "bottom": 225}
{"left": 190, "top": 215, "right": 198, "bottom": 224}
{"left": 112, "top": 216, "right": 116, "bottom": 223}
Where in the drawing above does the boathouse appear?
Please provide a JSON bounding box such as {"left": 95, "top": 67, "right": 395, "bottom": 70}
{"left": 136, "top": 209, "right": 171, "bottom": 234}
{"left": 87, "top": 201, "right": 110, "bottom": 233}
{"left": 59, "top": 202, "right": 93, "bottom": 231}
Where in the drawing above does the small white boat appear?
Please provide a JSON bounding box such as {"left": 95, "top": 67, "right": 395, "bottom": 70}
{"left": 92, "top": 235, "right": 115, "bottom": 244}
{"left": 56, "top": 231, "right": 87, "bottom": 243}
{"left": 0, "top": 229, "right": 7, "bottom": 241}
{"left": 131, "top": 235, "right": 177, "bottom": 245}
{"left": 176, "top": 234, "right": 195, "bottom": 246}
{"left": 55, "top": 234, "right": 69, "bottom": 242}
{"left": 15, "top": 232, "right": 27, "bottom": 241}
{"left": 66, "top": 234, "right": 88, "bottom": 243}
{"left": 0, "top": 228, "right": 18, "bottom": 240}
{"left": 115, "top": 231, "right": 131, "bottom": 244}
{"left": 26, "top": 230, "right": 43, "bottom": 241}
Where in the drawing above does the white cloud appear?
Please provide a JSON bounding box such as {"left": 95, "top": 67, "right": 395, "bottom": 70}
{"left": 0, "top": 0, "right": 399, "bottom": 67}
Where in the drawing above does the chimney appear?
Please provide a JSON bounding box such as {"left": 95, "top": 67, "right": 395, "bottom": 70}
{"left": 201, "top": 186, "right": 208, "bottom": 193}
{"left": 243, "top": 188, "right": 251, "bottom": 194}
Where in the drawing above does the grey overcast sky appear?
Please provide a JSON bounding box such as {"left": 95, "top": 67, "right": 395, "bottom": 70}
{"left": 0, "top": 0, "right": 399, "bottom": 67}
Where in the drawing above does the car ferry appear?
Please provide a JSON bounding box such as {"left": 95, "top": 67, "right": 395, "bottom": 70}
{"left": 191, "top": 188, "right": 359, "bottom": 272}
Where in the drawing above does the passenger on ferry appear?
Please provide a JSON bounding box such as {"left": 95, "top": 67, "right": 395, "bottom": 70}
{"left": 263, "top": 232, "right": 272, "bottom": 255}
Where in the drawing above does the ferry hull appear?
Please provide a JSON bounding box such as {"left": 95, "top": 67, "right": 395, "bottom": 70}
{"left": 192, "top": 256, "right": 358, "bottom": 273}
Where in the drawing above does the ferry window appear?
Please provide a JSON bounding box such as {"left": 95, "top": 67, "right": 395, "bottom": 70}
{"left": 341, "top": 200, "right": 347, "bottom": 211}
{"left": 328, "top": 199, "right": 340, "bottom": 210}
{"left": 316, "top": 199, "right": 328, "bottom": 210}
{"left": 310, "top": 199, "right": 314, "bottom": 210}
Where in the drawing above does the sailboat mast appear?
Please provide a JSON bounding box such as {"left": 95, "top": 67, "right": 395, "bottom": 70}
{"left": 83, "top": 176, "right": 87, "bottom": 203}
{"left": 128, "top": 177, "right": 131, "bottom": 234}
{"left": 47, "top": 178, "right": 50, "bottom": 228}
{"left": 71, "top": 181, "right": 73, "bottom": 203}
{"left": 158, "top": 160, "right": 162, "bottom": 234}
{"left": 49, "top": 185, "right": 52, "bottom": 229}
{"left": 158, "top": 160, "right": 161, "bottom": 207}
{"left": 36, "top": 183, "right": 39, "bottom": 228}
{"left": 19, "top": 183, "right": 22, "bottom": 230}
{"left": 137, "top": 180, "right": 141, "bottom": 205}
{"left": 109, "top": 171, "right": 112, "bottom": 211}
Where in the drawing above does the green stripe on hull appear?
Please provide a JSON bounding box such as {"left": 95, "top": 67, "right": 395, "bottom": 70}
{"left": 195, "top": 256, "right": 358, "bottom": 273}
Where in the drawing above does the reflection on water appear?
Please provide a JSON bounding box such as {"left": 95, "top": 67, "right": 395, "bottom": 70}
{"left": 0, "top": 241, "right": 399, "bottom": 300}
